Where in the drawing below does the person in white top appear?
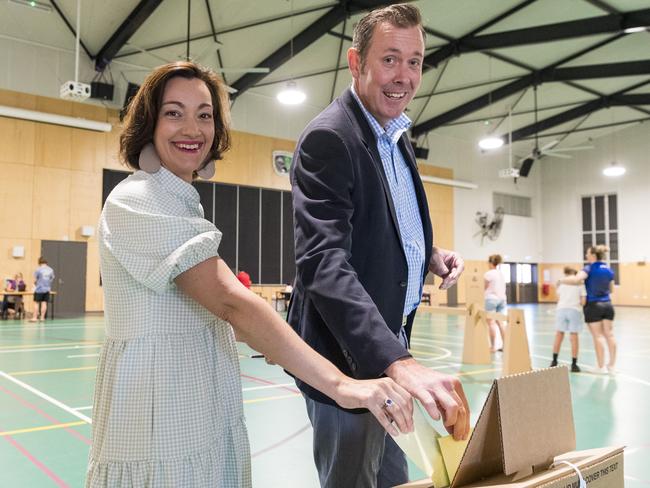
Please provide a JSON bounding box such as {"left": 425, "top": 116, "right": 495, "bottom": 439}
{"left": 550, "top": 267, "right": 587, "bottom": 372}
{"left": 484, "top": 254, "right": 507, "bottom": 352}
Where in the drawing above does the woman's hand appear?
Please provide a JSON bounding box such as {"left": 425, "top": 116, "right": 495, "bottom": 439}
{"left": 334, "top": 378, "right": 414, "bottom": 436}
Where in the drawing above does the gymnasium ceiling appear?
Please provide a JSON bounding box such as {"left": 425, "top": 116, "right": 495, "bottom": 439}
{"left": 2, "top": 0, "right": 650, "bottom": 169}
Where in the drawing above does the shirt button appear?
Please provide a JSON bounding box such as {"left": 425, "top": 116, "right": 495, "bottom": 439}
{"left": 399, "top": 281, "right": 407, "bottom": 288}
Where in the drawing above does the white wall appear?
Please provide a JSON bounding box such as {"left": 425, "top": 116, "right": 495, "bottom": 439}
{"left": 540, "top": 122, "right": 650, "bottom": 263}
{"left": 423, "top": 131, "right": 543, "bottom": 263}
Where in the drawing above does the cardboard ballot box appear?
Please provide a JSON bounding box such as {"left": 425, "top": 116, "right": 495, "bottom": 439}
{"left": 395, "top": 367, "right": 624, "bottom": 488}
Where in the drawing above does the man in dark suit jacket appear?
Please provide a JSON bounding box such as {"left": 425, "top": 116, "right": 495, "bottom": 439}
{"left": 288, "top": 4, "right": 469, "bottom": 487}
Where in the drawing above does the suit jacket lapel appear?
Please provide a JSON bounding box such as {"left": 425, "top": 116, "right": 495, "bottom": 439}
{"left": 341, "top": 89, "right": 404, "bottom": 250}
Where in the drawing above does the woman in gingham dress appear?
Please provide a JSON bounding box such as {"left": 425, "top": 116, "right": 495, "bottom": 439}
{"left": 86, "top": 61, "right": 414, "bottom": 487}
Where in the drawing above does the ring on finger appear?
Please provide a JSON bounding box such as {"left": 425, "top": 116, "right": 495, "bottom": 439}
{"left": 382, "top": 398, "right": 394, "bottom": 409}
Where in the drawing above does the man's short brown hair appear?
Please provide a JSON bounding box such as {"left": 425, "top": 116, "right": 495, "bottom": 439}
{"left": 120, "top": 61, "right": 231, "bottom": 175}
{"left": 352, "top": 3, "right": 426, "bottom": 68}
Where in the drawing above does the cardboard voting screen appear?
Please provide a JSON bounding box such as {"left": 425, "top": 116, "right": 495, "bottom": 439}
{"left": 395, "top": 367, "right": 580, "bottom": 488}
{"left": 452, "top": 367, "right": 575, "bottom": 486}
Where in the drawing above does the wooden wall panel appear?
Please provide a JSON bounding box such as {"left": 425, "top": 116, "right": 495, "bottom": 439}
{"left": 0, "top": 118, "right": 35, "bottom": 165}
{"left": 71, "top": 128, "right": 106, "bottom": 172}
{"left": 457, "top": 260, "right": 490, "bottom": 306}
{"left": 617, "top": 262, "right": 650, "bottom": 306}
{"left": 35, "top": 96, "right": 73, "bottom": 117}
{"left": 0, "top": 88, "right": 457, "bottom": 313}
{"left": 105, "top": 112, "right": 124, "bottom": 171}
{"left": 0, "top": 90, "right": 37, "bottom": 110}
{"left": 69, "top": 171, "right": 102, "bottom": 239}
{"left": 420, "top": 164, "right": 454, "bottom": 251}
{"left": 217, "top": 131, "right": 293, "bottom": 191}
{"left": 34, "top": 124, "right": 72, "bottom": 169}
{"left": 31, "top": 167, "right": 71, "bottom": 240}
{"left": 0, "top": 163, "right": 34, "bottom": 238}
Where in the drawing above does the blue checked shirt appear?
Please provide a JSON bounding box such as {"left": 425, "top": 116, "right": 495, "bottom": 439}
{"left": 351, "top": 87, "right": 426, "bottom": 315}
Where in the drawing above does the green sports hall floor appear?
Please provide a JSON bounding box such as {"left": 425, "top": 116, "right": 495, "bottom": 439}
{"left": 0, "top": 304, "right": 648, "bottom": 487}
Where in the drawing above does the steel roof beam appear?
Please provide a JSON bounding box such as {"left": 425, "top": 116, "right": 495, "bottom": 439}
{"left": 95, "top": 0, "right": 164, "bottom": 71}
{"left": 507, "top": 83, "right": 650, "bottom": 142}
{"left": 230, "top": 1, "right": 397, "bottom": 98}
{"left": 424, "top": 7, "right": 650, "bottom": 68}
{"left": 411, "top": 59, "right": 650, "bottom": 136}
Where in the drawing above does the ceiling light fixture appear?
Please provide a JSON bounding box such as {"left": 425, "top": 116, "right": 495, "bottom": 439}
{"left": 602, "top": 162, "right": 626, "bottom": 177}
{"left": 623, "top": 26, "right": 648, "bottom": 34}
{"left": 277, "top": 80, "right": 306, "bottom": 105}
{"left": 0, "top": 105, "right": 112, "bottom": 132}
{"left": 276, "top": 0, "right": 306, "bottom": 106}
{"left": 9, "top": 0, "right": 52, "bottom": 12}
{"left": 478, "top": 136, "right": 504, "bottom": 150}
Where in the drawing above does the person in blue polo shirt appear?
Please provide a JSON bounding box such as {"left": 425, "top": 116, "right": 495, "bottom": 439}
{"left": 560, "top": 245, "right": 616, "bottom": 374}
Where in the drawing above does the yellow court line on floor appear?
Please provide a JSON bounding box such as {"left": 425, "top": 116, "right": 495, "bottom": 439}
{"left": 0, "top": 420, "right": 87, "bottom": 437}
{"left": 0, "top": 341, "right": 101, "bottom": 350}
{"left": 9, "top": 366, "right": 97, "bottom": 376}
{"left": 244, "top": 393, "right": 300, "bottom": 404}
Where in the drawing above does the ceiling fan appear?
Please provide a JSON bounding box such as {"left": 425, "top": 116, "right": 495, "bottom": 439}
{"left": 518, "top": 86, "right": 594, "bottom": 167}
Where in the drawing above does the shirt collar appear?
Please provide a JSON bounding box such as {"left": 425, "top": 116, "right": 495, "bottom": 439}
{"left": 350, "top": 85, "right": 412, "bottom": 146}
{"left": 147, "top": 166, "right": 200, "bottom": 206}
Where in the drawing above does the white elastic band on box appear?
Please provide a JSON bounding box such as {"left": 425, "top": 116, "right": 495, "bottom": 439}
{"left": 555, "top": 460, "right": 586, "bottom": 488}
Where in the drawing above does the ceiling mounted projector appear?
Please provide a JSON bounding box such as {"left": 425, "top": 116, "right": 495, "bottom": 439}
{"left": 60, "top": 80, "right": 91, "bottom": 101}
{"left": 499, "top": 167, "right": 520, "bottom": 178}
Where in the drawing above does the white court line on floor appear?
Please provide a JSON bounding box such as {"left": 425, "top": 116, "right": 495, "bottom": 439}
{"left": 0, "top": 344, "right": 102, "bottom": 354}
{"left": 242, "top": 383, "right": 295, "bottom": 392}
{"left": 73, "top": 406, "right": 93, "bottom": 411}
{"left": 410, "top": 340, "right": 452, "bottom": 362}
{"left": 0, "top": 324, "right": 105, "bottom": 332}
{"left": 0, "top": 370, "right": 92, "bottom": 424}
{"left": 67, "top": 353, "right": 100, "bottom": 358}
{"left": 530, "top": 353, "right": 650, "bottom": 387}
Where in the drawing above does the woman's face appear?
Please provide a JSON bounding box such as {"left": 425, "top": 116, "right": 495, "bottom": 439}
{"left": 15, "top": 273, "right": 22, "bottom": 281}
{"left": 153, "top": 77, "right": 215, "bottom": 182}
{"left": 586, "top": 249, "right": 596, "bottom": 262}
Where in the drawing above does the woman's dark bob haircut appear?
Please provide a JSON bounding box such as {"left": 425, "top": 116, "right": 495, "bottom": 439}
{"left": 120, "top": 61, "right": 231, "bottom": 174}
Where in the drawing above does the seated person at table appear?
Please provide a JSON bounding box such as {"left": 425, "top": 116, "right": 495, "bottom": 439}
{"left": 2, "top": 273, "right": 26, "bottom": 319}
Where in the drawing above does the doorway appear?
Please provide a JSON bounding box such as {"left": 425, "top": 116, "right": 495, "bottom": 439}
{"left": 501, "top": 262, "right": 538, "bottom": 304}
{"left": 40, "top": 240, "right": 87, "bottom": 318}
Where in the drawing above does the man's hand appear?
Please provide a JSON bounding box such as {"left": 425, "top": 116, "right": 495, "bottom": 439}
{"left": 385, "top": 357, "right": 470, "bottom": 440}
{"left": 429, "top": 247, "right": 464, "bottom": 290}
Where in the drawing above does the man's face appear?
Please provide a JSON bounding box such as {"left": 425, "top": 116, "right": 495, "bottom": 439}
{"left": 348, "top": 22, "right": 424, "bottom": 127}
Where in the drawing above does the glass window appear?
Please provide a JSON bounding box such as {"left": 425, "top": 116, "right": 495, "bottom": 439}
{"left": 500, "top": 263, "right": 511, "bottom": 284}
{"left": 582, "top": 234, "right": 592, "bottom": 257}
{"left": 609, "top": 232, "right": 618, "bottom": 260}
{"left": 594, "top": 196, "right": 605, "bottom": 230}
{"left": 608, "top": 195, "right": 617, "bottom": 230}
{"left": 581, "top": 197, "right": 592, "bottom": 231}
{"left": 516, "top": 263, "right": 532, "bottom": 284}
